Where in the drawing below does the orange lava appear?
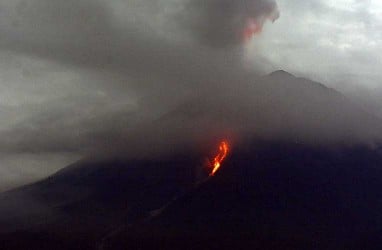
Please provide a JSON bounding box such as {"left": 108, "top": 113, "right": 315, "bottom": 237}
{"left": 210, "top": 140, "right": 229, "bottom": 176}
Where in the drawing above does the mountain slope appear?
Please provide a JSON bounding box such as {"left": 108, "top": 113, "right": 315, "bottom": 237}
{"left": 139, "top": 70, "right": 382, "bottom": 152}
{"left": 0, "top": 155, "right": 199, "bottom": 249}
{"left": 104, "top": 142, "right": 382, "bottom": 250}
{"left": 1, "top": 71, "right": 382, "bottom": 249}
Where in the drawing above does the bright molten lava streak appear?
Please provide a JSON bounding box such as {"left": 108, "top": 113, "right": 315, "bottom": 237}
{"left": 210, "top": 140, "right": 229, "bottom": 177}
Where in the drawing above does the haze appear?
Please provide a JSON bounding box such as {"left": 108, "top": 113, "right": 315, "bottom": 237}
{"left": 0, "top": 0, "right": 381, "bottom": 191}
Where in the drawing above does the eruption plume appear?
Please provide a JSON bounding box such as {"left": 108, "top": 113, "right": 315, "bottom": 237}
{"left": 209, "top": 140, "right": 229, "bottom": 176}
{"left": 242, "top": 3, "right": 279, "bottom": 42}
{"left": 186, "top": 0, "right": 280, "bottom": 47}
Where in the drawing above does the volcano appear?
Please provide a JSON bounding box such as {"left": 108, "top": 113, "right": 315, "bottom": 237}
{"left": 1, "top": 71, "right": 382, "bottom": 250}
{"left": 104, "top": 142, "right": 382, "bottom": 250}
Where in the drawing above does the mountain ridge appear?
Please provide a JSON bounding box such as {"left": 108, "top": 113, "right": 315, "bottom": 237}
{"left": 1, "top": 70, "right": 382, "bottom": 249}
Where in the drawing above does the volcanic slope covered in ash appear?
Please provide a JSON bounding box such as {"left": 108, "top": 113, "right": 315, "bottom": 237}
{"left": 104, "top": 141, "right": 382, "bottom": 250}
{"left": 2, "top": 71, "right": 382, "bottom": 249}
{"left": 0, "top": 154, "right": 198, "bottom": 250}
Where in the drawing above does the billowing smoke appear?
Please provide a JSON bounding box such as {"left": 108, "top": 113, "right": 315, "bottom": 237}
{"left": 0, "top": 0, "right": 284, "bottom": 159}
{"left": 0, "top": 0, "right": 381, "bottom": 189}
{"left": 185, "top": 0, "right": 279, "bottom": 47}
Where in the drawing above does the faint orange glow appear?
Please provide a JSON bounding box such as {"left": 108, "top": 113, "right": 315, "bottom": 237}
{"left": 209, "top": 140, "right": 229, "bottom": 176}
{"left": 243, "top": 18, "right": 262, "bottom": 42}
{"left": 242, "top": 6, "right": 279, "bottom": 42}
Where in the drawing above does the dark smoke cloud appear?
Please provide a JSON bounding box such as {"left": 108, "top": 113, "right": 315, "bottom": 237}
{"left": 0, "top": 0, "right": 381, "bottom": 188}
{"left": 184, "top": 0, "right": 279, "bottom": 47}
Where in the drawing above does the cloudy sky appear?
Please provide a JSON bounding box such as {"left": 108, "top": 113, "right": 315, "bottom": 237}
{"left": 255, "top": 0, "right": 382, "bottom": 106}
{"left": 0, "top": 0, "right": 381, "bottom": 191}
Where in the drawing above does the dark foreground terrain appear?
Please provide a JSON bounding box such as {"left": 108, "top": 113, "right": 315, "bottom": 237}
{"left": 1, "top": 141, "right": 382, "bottom": 250}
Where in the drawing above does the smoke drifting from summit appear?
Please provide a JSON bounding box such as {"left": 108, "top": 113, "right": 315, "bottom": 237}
{"left": 0, "top": 0, "right": 382, "bottom": 189}
{"left": 0, "top": 0, "right": 284, "bottom": 159}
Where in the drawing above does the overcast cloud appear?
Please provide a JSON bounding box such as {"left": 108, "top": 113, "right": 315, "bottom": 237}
{"left": 0, "top": 0, "right": 381, "bottom": 191}
{"left": 252, "top": 0, "right": 382, "bottom": 111}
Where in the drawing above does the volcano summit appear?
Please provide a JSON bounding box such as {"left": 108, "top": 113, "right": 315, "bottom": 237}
{"left": 1, "top": 72, "right": 382, "bottom": 249}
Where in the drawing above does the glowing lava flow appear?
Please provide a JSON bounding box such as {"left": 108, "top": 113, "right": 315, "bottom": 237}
{"left": 210, "top": 140, "right": 229, "bottom": 177}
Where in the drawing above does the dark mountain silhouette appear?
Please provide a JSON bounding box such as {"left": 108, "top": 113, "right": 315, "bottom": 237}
{"left": 1, "top": 71, "right": 382, "bottom": 250}
{"left": 103, "top": 142, "right": 382, "bottom": 250}
{"left": 0, "top": 155, "right": 199, "bottom": 249}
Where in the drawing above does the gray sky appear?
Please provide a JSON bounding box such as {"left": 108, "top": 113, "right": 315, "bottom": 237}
{"left": 252, "top": 0, "right": 382, "bottom": 112}
{"left": 0, "top": 0, "right": 381, "bottom": 191}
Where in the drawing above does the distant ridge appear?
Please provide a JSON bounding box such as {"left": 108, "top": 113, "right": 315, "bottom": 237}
{"left": 268, "top": 70, "right": 296, "bottom": 78}
{"left": 267, "top": 70, "right": 329, "bottom": 88}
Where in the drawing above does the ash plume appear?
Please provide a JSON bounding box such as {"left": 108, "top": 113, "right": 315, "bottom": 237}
{"left": 0, "top": 0, "right": 382, "bottom": 190}
{"left": 184, "top": 0, "right": 280, "bottom": 47}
